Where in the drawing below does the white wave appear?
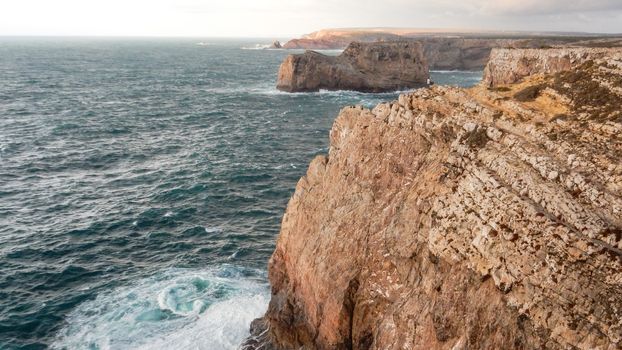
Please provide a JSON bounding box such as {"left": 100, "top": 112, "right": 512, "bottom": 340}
{"left": 157, "top": 283, "right": 205, "bottom": 316}
{"left": 204, "top": 226, "right": 222, "bottom": 233}
{"left": 52, "top": 265, "right": 269, "bottom": 350}
{"left": 318, "top": 88, "right": 417, "bottom": 96}
{"left": 201, "top": 84, "right": 416, "bottom": 104}
{"left": 137, "top": 293, "right": 268, "bottom": 350}
{"left": 240, "top": 44, "right": 272, "bottom": 50}
{"left": 196, "top": 42, "right": 215, "bottom": 46}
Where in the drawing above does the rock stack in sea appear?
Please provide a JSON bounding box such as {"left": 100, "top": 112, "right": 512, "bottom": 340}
{"left": 276, "top": 41, "right": 429, "bottom": 93}
{"left": 244, "top": 47, "right": 622, "bottom": 349}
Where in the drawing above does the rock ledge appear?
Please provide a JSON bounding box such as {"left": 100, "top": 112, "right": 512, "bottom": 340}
{"left": 248, "top": 48, "right": 622, "bottom": 350}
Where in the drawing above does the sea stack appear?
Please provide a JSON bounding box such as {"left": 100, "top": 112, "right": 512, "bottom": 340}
{"left": 244, "top": 48, "right": 622, "bottom": 349}
{"left": 276, "top": 41, "right": 429, "bottom": 93}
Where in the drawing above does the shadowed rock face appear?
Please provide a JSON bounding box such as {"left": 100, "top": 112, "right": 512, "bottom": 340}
{"left": 244, "top": 48, "right": 622, "bottom": 350}
{"left": 276, "top": 42, "right": 429, "bottom": 93}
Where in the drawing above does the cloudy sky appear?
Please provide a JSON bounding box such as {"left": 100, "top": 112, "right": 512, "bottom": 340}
{"left": 1, "top": 0, "right": 621, "bottom": 37}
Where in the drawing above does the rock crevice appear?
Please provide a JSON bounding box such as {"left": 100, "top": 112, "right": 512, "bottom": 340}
{"left": 247, "top": 48, "right": 622, "bottom": 350}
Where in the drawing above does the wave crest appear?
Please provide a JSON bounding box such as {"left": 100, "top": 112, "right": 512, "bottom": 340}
{"left": 52, "top": 265, "right": 268, "bottom": 350}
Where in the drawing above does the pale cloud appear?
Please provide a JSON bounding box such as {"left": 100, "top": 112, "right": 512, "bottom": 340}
{"left": 0, "top": 0, "right": 620, "bottom": 37}
{"left": 474, "top": 0, "right": 622, "bottom": 15}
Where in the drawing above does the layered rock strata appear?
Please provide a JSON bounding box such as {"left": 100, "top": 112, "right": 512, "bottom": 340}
{"left": 483, "top": 48, "right": 622, "bottom": 87}
{"left": 245, "top": 49, "right": 622, "bottom": 349}
{"left": 276, "top": 42, "right": 429, "bottom": 93}
{"left": 282, "top": 29, "right": 622, "bottom": 70}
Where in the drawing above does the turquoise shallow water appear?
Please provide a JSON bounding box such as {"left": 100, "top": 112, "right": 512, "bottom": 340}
{"left": 0, "top": 38, "right": 482, "bottom": 349}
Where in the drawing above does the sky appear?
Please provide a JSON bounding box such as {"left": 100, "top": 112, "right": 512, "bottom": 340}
{"left": 1, "top": 0, "right": 621, "bottom": 37}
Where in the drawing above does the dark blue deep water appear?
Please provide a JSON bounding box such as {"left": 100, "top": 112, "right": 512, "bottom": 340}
{"left": 0, "top": 38, "right": 482, "bottom": 349}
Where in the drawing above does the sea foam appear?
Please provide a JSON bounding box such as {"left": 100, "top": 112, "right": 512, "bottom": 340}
{"left": 52, "top": 265, "right": 269, "bottom": 350}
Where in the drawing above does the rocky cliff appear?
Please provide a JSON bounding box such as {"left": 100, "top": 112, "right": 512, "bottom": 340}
{"left": 244, "top": 48, "right": 622, "bottom": 349}
{"left": 282, "top": 29, "right": 622, "bottom": 70}
{"left": 483, "top": 47, "right": 622, "bottom": 87}
{"left": 276, "top": 42, "right": 429, "bottom": 93}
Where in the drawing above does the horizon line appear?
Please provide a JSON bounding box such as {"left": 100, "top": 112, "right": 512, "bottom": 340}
{"left": 1, "top": 27, "right": 622, "bottom": 39}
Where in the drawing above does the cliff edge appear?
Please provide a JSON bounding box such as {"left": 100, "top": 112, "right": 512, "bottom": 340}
{"left": 276, "top": 42, "right": 429, "bottom": 93}
{"left": 483, "top": 47, "right": 622, "bottom": 87}
{"left": 282, "top": 28, "right": 622, "bottom": 70}
{"left": 247, "top": 48, "right": 622, "bottom": 349}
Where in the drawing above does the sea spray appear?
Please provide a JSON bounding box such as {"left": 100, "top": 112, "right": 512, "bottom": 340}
{"left": 52, "top": 266, "right": 269, "bottom": 350}
{"left": 0, "top": 38, "right": 481, "bottom": 348}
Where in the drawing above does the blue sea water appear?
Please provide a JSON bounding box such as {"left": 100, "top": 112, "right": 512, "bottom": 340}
{"left": 0, "top": 37, "right": 482, "bottom": 350}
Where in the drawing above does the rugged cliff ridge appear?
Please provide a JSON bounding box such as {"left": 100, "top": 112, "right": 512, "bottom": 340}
{"left": 282, "top": 28, "right": 622, "bottom": 70}
{"left": 483, "top": 48, "right": 622, "bottom": 86}
{"left": 277, "top": 42, "right": 429, "bottom": 93}
{"left": 245, "top": 48, "right": 622, "bottom": 349}
{"left": 286, "top": 37, "right": 527, "bottom": 70}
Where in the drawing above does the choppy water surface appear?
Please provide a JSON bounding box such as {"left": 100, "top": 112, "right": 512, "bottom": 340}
{"left": 0, "top": 37, "right": 482, "bottom": 349}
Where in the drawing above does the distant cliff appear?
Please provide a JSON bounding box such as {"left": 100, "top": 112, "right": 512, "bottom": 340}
{"left": 282, "top": 28, "right": 622, "bottom": 70}
{"left": 244, "top": 48, "right": 622, "bottom": 349}
{"left": 277, "top": 42, "right": 429, "bottom": 93}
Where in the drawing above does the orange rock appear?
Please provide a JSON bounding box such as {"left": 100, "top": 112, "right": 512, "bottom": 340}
{"left": 276, "top": 42, "right": 429, "bottom": 93}
{"left": 244, "top": 49, "right": 622, "bottom": 350}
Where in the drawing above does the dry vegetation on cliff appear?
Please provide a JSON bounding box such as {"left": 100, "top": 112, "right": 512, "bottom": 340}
{"left": 282, "top": 29, "right": 622, "bottom": 70}
{"left": 245, "top": 48, "right": 622, "bottom": 350}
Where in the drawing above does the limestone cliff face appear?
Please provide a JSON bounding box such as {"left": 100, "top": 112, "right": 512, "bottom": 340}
{"left": 419, "top": 38, "right": 507, "bottom": 70}
{"left": 483, "top": 48, "right": 622, "bottom": 87}
{"left": 245, "top": 48, "right": 622, "bottom": 349}
{"left": 283, "top": 30, "right": 622, "bottom": 70}
{"left": 284, "top": 37, "right": 518, "bottom": 70}
{"left": 276, "top": 42, "right": 429, "bottom": 93}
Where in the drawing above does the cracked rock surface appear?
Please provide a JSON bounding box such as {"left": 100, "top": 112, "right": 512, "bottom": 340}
{"left": 244, "top": 48, "right": 622, "bottom": 350}
{"left": 276, "top": 41, "right": 429, "bottom": 93}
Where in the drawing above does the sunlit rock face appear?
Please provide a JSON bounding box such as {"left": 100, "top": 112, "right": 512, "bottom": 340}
{"left": 282, "top": 28, "right": 622, "bottom": 70}
{"left": 276, "top": 42, "right": 429, "bottom": 93}
{"left": 246, "top": 48, "right": 622, "bottom": 350}
{"left": 483, "top": 47, "right": 622, "bottom": 87}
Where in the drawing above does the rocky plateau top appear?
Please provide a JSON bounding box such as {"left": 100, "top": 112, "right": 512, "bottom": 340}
{"left": 244, "top": 47, "right": 622, "bottom": 349}
{"left": 281, "top": 28, "right": 622, "bottom": 70}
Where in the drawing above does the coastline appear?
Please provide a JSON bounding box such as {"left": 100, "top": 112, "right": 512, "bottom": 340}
{"left": 245, "top": 47, "right": 622, "bottom": 349}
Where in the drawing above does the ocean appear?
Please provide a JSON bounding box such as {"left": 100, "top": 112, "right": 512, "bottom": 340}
{"left": 0, "top": 38, "right": 482, "bottom": 350}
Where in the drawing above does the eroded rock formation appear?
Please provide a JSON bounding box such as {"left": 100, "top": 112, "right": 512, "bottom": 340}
{"left": 483, "top": 48, "right": 622, "bottom": 87}
{"left": 282, "top": 28, "right": 622, "bottom": 70}
{"left": 276, "top": 42, "right": 429, "bottom": 93}
{"left": 245, "top": 48, "right": 622, "bottom": 349}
